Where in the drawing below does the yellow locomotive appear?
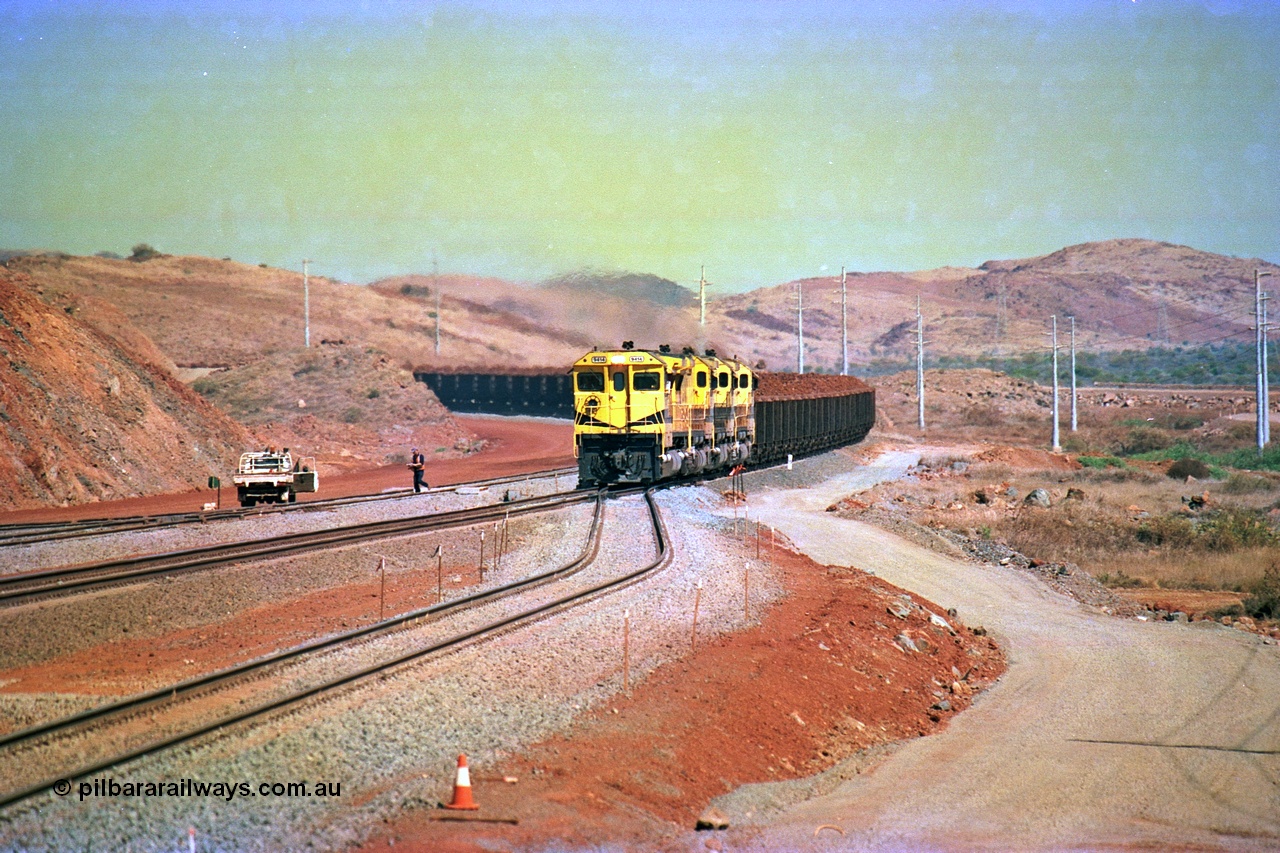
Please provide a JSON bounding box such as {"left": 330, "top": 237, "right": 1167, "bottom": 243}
{"left": 571, "top": 343, "right": 755, "bottom": 485}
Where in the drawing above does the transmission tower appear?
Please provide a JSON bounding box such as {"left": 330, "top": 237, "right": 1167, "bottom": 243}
{"left": 302, "top": 259, "right": 311, "bottom": 348}
{"left": 1258, "top": 269, "right": 1273, "bottom": 452}
{"left": 840, "top": 266, "right": 848, "bottom": 376}
{"left": 796, "top": 280, "right": 805, "bottom": 373}
{"left": 698, "top": 265, "right": 711, "bottom": 329}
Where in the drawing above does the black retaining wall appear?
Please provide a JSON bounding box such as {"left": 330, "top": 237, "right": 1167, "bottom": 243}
{"left": 414, "top": 372, "right": 573, "bottom": 418}
{"left": 415, "top": 371, "right": 876, "bottom": 467}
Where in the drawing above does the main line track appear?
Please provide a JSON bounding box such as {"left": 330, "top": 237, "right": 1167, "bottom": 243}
{"left": 0, "top": 487, "right": 595, "bottom": 608}
{"left": 0, "top": 488, "right": 670, "bottom": 810}
{"left": 0, "top": 467, "right": 578, "bottom": 549}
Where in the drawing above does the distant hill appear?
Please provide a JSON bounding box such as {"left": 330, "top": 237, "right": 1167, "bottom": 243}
{"left": 9, "top": 240, "right": 1272, "bottom": 380}
{"left": 710, "top": 239, "right": 1278, "bottom": 372}
{"left": 542, "top": 270, "right": 697, "bottom": 309}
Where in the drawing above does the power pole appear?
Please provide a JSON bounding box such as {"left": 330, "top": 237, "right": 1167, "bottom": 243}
{"left": 698, "top": 265, "right": 711, "bottom": 329}
{"left": 1069, "top": 315, "right": 1078, "bottom": 432}
{"left": 796, "top": 279, "right": 805, "bottom": 373}
{"left": 1049, "top": 315, "right": 1061, "bottom": 452}
{"left": 1258, "top": 269, "right": 1273, "bottom": 452}
{"left": 916, "top": 295, "right": 926, "bottom": 430}
{"left": 302, "top": 259, "right": 311, "bottom": 348}
{"left": 995, "top": 282, "right": 1008, "bottom": 357}
{"left": 840, "top": 266, "right": 848, "bottom": 376}
{"left": 1263, "top": 286, "right": 1271, "bottom": 447}
{"left": 433, "top": 253, "right": 441, "bottom": 356}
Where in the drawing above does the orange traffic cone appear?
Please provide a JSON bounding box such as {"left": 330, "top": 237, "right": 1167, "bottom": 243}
{"left": 443, "top": 754, "right": 480, "bottom": 810}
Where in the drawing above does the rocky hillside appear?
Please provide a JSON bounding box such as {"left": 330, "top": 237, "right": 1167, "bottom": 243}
{"left": 5, "top": 253, "right": 687, "bottom": 374}
{"left": 0, "top": 268, "right": 253, "bottom": 511}
{"left": 710, "top": 239, "right": 1278, "bottom": 371}
{"left": 9, "top": 239, "right": 1272, "bottom": 378}
{"left": 190, "top": 342, "right": 479, "bottom": 472}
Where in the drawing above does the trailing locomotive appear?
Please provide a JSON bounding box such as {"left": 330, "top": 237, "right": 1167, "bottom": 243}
{"left": 572, "top": 344, "right": 875, "bottom": 486}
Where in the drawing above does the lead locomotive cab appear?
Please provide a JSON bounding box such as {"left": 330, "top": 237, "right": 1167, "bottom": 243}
{"left": 572, "top": 343, "right": 754, "bottom": 486}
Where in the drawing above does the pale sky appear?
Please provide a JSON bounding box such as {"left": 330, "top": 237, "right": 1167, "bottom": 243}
{"left": 2, "top": 0, "right": 1277, "bottom": 291}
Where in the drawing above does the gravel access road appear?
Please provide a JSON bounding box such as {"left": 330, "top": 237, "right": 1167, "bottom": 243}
{"left": 742, "top": 450, "right": 1280, "bottom": 851}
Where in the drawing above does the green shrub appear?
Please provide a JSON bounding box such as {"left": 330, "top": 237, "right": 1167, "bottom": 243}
{"left": 341, "top": 406, "right": 363, "bottom": 424}
{"left": 1167, "top": 458, "right": 1212, "bottom": 480}
{"left": 1132, "top": 441, "right": 1201, "bottom": 462}
{"left": 1114, "top": 426, "right": 1176, "bottom": 456}
{"left": 1197, "top": 508, "right": 1277, "bottom": 552}
{"left": 1078, "top": 455, "right": 1126, "bottom": 470}
{"left": 129, "top": 243, "right": 160, "bottom": 262}
{"left": 1124, "top": 414, "right": 1204, "bottom": 431}
{"left": 366, "top": 388, "right": 381, "bottom": 399}
{"left": 191, "top": 378, "right": 217, "bottom": 396}
{"left": 1243, "top": 564, "right": 1280, "bottom": 620}
{"left": 1136, "top": 515, "right": 1196, "bottom": 549}
{"left": 1219, "top": 444, "right": 1280, "bottom": 473}
{"left": 1096, "top": 570, "right": 1145, "bottom": 588}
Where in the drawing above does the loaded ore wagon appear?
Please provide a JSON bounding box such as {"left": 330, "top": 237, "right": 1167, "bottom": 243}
{"left": 752, "top": 372, "right": 875, "bottom": 466}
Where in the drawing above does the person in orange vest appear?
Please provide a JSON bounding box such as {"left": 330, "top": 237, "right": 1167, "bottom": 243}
{"left": 408, "top": 447, "right": 427, "bottom": 493}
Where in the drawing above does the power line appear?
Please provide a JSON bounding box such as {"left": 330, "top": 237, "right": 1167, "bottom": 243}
{"left": 1078, "top": 307, "right": 1252, "bottom": 349}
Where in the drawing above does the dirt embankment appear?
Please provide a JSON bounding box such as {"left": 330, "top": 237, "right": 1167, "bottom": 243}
{"left": 189, "top": 342, "right": 478, "bottom": 473}
{"left": 0, "top": 269, "right": 253, "bottom": 511}
{"left": 357, "top": 535, "right": 1003, "bottom": 851}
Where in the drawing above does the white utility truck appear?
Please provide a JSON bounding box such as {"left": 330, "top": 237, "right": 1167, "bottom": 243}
{"left": 233, "top": 449, "right": 318, "bottom": 507}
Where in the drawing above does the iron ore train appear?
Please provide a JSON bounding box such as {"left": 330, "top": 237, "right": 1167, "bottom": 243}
{"left": 571, "top": 344, "right": 875, "bottom": 486}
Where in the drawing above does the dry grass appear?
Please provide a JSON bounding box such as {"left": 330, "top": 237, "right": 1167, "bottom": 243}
{"left": 887, "top": 462, "right": 1280, "bottom": 594}
{"left": 1091, "top": 549, "right": 1275, "bottom": 593}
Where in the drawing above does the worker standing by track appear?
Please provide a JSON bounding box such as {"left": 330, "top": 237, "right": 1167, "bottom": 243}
{"left": 408, "top": 447, "right": 428, "bottom": 493}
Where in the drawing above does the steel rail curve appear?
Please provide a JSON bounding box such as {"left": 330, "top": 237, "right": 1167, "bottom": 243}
{"left": 0, "top": 490, "right": 617, "bottom": 809}
{"left": 0, "top": 488, "right": 669, "bottom": 810}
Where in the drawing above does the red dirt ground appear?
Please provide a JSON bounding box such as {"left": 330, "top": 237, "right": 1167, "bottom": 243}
{"left": 0, "top": 559, "right": 494, "bottom": 706}
{"left": 353, "top": 543, "right": 1003, "bottom": 852}
{"left": 1113, "top": 588, "right": 1246, "bottom": 619}
{"left": 971, "top": 446, "right": 1081, "bottom": 472}
{"left": 0, "top": 416, "right": 575, "bottom": 525}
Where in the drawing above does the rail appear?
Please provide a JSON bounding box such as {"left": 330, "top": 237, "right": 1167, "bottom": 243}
{"left": 0, "top": 488, "right": 669, "bottom": 810}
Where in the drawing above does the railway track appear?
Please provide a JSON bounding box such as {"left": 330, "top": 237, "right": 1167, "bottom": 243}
{"left": 0, "top": 467, "right": 578, "bottom": 549}
{"left": 0, "top": 487, "right": 595, "bottom": 608}
{"left": 0, "top": 488, "right": 671, "bottom": 810}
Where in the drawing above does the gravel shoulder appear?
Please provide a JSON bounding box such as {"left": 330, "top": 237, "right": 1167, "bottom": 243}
{"left": 743, "top": 452, "right": 1280, "bottom": 852}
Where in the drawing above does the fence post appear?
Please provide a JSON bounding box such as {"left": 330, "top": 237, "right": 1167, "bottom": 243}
{"left": 623, "top": 609, "right": 631, "bottom": 693}
{"left": 692, "top": 581, "right": 702, "bottom": 652}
